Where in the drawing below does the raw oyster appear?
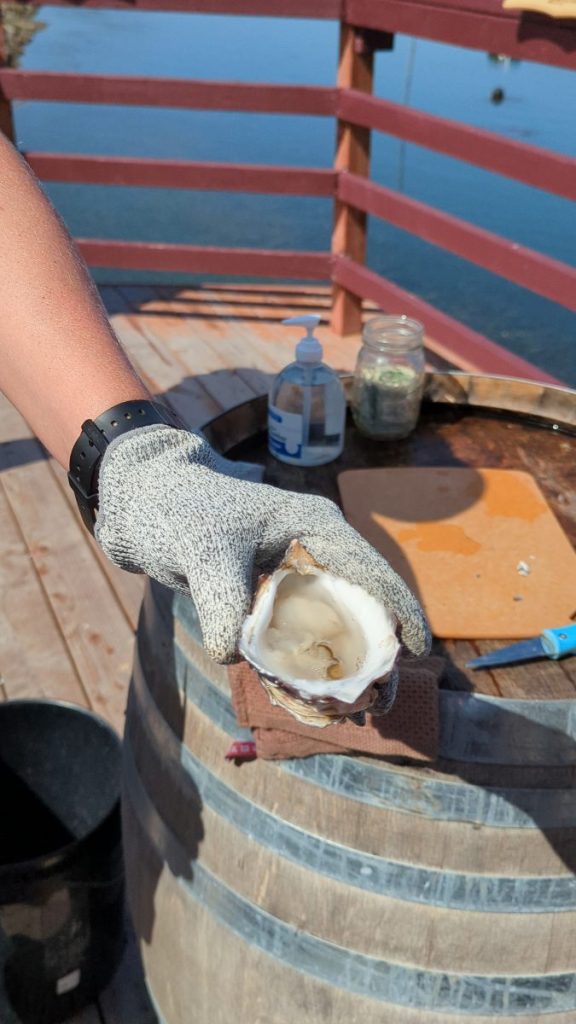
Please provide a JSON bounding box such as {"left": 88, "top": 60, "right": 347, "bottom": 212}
{"left": 239, "top": 541, "right": 400, "bottom": 727}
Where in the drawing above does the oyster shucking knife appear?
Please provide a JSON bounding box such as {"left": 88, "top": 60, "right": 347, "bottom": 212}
{"left": 466, "top": 624, "right": 576, "bottom": 670}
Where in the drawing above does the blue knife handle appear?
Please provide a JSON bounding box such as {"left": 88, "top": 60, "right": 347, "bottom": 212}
{"left": 541, "top": 625, "right": 576, "bottom": 659}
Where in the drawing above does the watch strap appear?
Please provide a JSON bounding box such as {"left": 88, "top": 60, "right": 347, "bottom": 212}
{"left": 68, "top": 399, "right": 170, "bottom": 533}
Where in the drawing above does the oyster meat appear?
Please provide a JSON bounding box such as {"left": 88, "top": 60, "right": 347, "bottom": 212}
{"left": 239, "top": 540, "right": 400, "bottom": 727}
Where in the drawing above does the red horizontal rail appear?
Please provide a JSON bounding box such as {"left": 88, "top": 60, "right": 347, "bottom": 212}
{"left": 39, "top": 162, "right": 576, "bottom": 311}
{"left": 77, "top": 240, "right": 332, "bottom": 279}
{"left": 346, "top": 0, "right": 576, "bottom": 70}
{"left": 0, "top": 70, "right": 336, "bottom": 116}
{"left": 22, "top": 0, "right": 341, "bottom": 15}
{"left": 332, "top": 255, "right": 562, "bottom": 384}
{"left": 339, "top": 172, "right": 576, "bottom": 313}
{"left": 13, "top": 78, "right": 576, "bottom": 200}
{"left": 26, "top": 153, "right": 336, "bottom": 196}
{"left": 338, "top": 91, "right": 576, "bottom": 203}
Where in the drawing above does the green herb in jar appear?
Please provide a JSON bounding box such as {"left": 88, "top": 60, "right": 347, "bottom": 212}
{"left": 351, "top": 364, "right": 423, "bottom": 440}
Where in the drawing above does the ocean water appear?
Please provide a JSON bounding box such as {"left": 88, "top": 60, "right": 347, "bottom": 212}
{"left": 13, "top": 7, "right": 576, "bottom": 384}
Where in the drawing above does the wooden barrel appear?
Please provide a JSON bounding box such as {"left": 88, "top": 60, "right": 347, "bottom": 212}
{"left": 123, "top": 372, "right": 576, "bottom": 1024}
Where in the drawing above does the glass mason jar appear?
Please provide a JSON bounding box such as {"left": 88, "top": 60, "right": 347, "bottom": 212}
{"left": 351, "top": 315, "right": 425, "bottom": 440}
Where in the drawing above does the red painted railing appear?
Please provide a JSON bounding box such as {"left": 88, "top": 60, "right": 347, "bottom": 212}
{"left": 0, "top": 70, "right": 337, "bottom": 114}
{"left": 338, "top": 174, "right": 576, "bottom": 312}
{"left": 26, "top": 153, "right": 337, "bottom": 196}
{"left": 1, "top": 0, "right": 575, "bottom": 385}
{"left": 337, "top": 90, "right": 576, "bottom": 201}
{"left": 347, "top": 0, "right": 576, "bottom": 70}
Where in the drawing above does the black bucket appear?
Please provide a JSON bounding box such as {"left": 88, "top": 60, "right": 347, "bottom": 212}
{"left": 0, "top": 700, "right": 125, "bottom": 1023}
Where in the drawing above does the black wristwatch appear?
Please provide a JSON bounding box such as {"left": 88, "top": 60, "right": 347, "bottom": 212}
{"left": 68, "top": 399, "right": 170, "bottom": 534}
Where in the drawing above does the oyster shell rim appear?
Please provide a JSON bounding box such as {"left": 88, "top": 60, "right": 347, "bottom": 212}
{"left": 238, "top": 540, "right": 400, "bottom": 709}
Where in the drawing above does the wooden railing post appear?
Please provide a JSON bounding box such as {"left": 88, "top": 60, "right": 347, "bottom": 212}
{"left": 331, "top": 26, "right": 378, "bottom": 335}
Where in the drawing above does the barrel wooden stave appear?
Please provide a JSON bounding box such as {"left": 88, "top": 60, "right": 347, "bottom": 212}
{"left": 127, "top": 643, "right": 576, "bottom": 976}
{"left": 123, "top": 790, "right": 576, "bottom": 1024}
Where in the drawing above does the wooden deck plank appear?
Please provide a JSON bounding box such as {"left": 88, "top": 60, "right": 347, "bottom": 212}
{"left": 107, "top": 287, "right": 223, "bottom": 428}
{"left": 168, "top": 283, "right": 453, "bottom": 370}
{"left": 0, "top": 482, "right": 87, "bottom": 704}
{"left": 112, "top": 284, "right": 452, "bottom": 397}
{"left": 153, "top": 284, "right": 277, "bottom": 388}
{"left": 155, "top": 284, "right": 452, "bottom": 375}
{"left": 156, "top": 284, "right": 301, "bottom": 387}
{"left": 0, "top": 397, "right": 135, "bottom": 732}
{"left": 50, "top": 459, "right": 145, "bottom": 632}
{"left": 0, "top": 397, "right": 91, "bottom": 707}
{"left": 119, "top": 285, "right": 262, "bottom": 411}
{"left": 161, "top": 284, "right": 359, "bottom": 370}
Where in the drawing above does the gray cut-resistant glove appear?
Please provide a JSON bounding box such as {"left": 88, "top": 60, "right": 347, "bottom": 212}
{"left": 95, "top": 425, "right": 430, "bottom": 670}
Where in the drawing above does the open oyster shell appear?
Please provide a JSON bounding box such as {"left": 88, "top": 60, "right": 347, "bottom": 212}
{"left": 239, "top": 540, "right": 400, "bottom": 727}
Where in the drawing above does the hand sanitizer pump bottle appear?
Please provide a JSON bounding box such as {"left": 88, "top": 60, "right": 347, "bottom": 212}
{"left": 268, "top": 315, "right": 346, "bottom": 466}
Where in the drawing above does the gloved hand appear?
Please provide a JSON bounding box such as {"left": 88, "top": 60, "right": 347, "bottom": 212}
{"left": 95, "top": 425, "right": 430, "bottom": 667}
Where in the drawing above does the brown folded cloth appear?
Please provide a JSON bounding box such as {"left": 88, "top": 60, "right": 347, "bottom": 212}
{"left": 228, "top": 656, "right": 444, "bottom": 762}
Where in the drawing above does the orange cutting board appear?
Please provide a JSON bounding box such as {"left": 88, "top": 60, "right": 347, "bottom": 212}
{"left": 338, "top": 467, "right": 576, "bottom": 639}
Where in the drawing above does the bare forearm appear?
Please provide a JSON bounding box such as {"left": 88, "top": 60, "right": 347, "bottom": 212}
{"left": 0, "top": 134, "right": 150, "bottom": 466}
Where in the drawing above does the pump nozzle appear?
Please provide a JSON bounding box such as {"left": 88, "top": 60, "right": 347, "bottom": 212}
{"left": 282, "top": 314, "right": 323, "bottom": 363}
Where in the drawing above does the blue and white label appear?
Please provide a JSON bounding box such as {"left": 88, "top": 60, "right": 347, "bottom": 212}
{"left": 325, "top": 383, "right": 346, "bottom": 438}
{"left": 268, "top": 405, "right": 304, "bottom": 460}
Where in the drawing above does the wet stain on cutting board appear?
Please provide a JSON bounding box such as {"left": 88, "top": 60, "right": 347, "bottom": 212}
{"left": 338, "top": 467, "right": 576, "bottom": 639}
{"left": 394, "top": 523, "right": 482, "bottom": 556}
